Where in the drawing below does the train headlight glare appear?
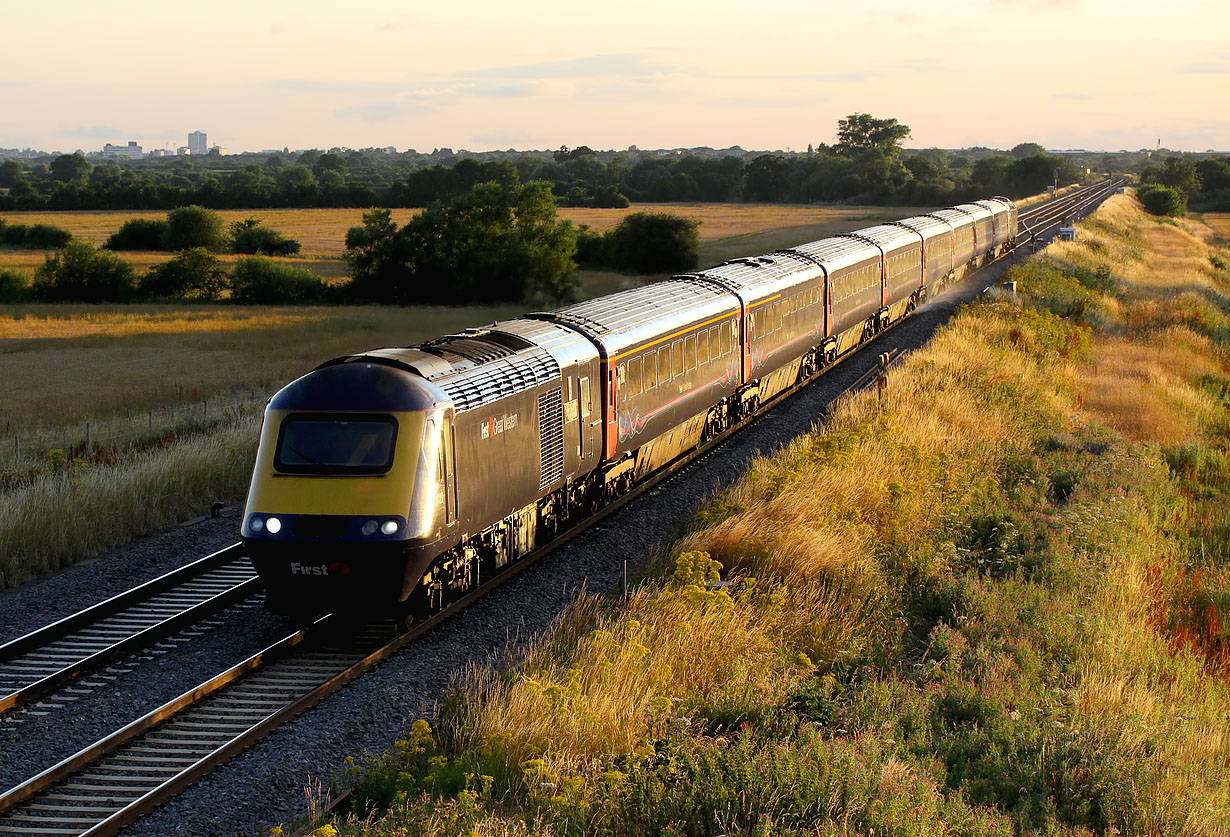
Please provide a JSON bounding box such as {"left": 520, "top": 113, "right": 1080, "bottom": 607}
{"left": 381, "top": 519, "right": 400, "bottom": 535}
{"left": 249, "top": 516, "right": 264, "bottom": 533}
{"left": 266, "top": 516, "right": 282, "bottom": 534}
{"left": 361, "top": 519, "right": 379, "bottom": 536}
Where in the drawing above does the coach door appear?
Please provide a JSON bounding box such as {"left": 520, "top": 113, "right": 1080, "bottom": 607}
{"left": 577, "top": 373, "right": 596, "bottom": 462}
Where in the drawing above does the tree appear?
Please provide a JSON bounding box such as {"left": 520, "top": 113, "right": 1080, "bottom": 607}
{"left": 603, "top": 212, "right": 700, "bottom": 274}
{"left": 105, "top": 218, "right": 169, "bottom": 251}
{"left": 139, "top": 248, "right": 228, "bottom": 300}
{"left": 162, "top": 205, "right": 226, "bottom": 251}
{"left": 343, "top": 181, "right": 578, "bottom": 305}
{"left": 49, "top": 153, "right": 91, "bottom": 184}
{"left": 229, "top": 256, "right": 326, "bottom": 304}
{"left": 0, "top": 268, "right": 30, "bottom": 303}
{"left": 1137, "top": 183, "right": 1186, "bottom": 216}
{"left": 1011, "top": 142, "right": 1047, "bottom": 158}
{"left": 744, "top": 155, "right": 791, "bottom": 201}
{"left": 228, "top": 217, "right": 301, "bottom": 256}
{"left": 0, "top": 161, "right": 21, "bottom": 188}
{"left": 33, "top": 241, "right": 135, "bottom": 302}
{"left": 835, "top": 114, "right": 911, "bottom": 155}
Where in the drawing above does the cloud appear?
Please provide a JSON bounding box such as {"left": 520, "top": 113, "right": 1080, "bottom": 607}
{"left": 463, "top": 53, "right": 671, "bottom": 80}
{"left": 991, "top": 0, "right": 1079, "bottom": 8}
{"left": 333, "top": 100, "right": 438, "bottom": 122}
{"left": 1052, "top": 92, "right": 1092, "bottom": 100}
{"left": 1179, "top": 61, "right": 1230, "bottom": 74}
{"left": 62, "top": 126, "right": 185, "bottom": 141}
{"left": 267, "top": 79, "right": 416, "bottom": 96}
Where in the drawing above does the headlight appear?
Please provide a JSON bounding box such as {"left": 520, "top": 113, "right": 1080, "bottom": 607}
{"left": 381, "top": 519, "right": 400, "bottom": 535}
{"left": 266, "top": 516, "right": 282, "bottom": 534}
{"left": 361, "top": 519, "right": 379, "bottom": 536}
{"left": 248, "top": 516, "right": 264, "bottom": 533}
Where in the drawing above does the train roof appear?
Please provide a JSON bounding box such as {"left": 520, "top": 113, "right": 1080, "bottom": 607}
{"left": 891, "top": 215, "right": 953, "bottom": 239}
{"left": 323, "top": 329, "right": 562, "bottom": 414}
{"left": 952, "top": 202, "right": 993, "bottom": 222}
{"left": 924, "top": 208, "right": 976, "bottom": 228}
{"left": 842, "top": 224, "right": 922, "bottom": 252}
{"left": 787, "top": 236, "right": 881, "bottom": 272}
{"left": 675, "top": 251, "right": 824, "bottom": 303}
{"left": 536, "top": 277, "right": 739, "bottom": 357}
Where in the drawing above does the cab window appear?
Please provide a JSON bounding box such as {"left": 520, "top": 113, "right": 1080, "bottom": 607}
{"left": 275, "top": 414, "right": 397, "bottom": 475}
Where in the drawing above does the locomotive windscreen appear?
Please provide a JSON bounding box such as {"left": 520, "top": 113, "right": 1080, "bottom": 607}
{"left": 274, "top": 414, "right": 398, "bottom": 475}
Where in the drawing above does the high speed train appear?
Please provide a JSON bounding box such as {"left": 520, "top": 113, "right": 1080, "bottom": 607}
{"left": 241, "top": 198, "right": 1017, "bottom": 614}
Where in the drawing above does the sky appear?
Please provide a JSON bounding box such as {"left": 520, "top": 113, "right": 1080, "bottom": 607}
{"left": 2, "top": 0, "right": 1227, "bottom": 155}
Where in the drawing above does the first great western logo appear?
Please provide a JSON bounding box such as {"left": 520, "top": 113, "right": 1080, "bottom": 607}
{"left": 480, "top": 412, "right": 518, "bottom": 440}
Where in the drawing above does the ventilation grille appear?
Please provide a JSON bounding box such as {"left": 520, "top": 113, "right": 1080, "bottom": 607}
{"left": 538, "top": 388, "right": 564, "bottom": 489}
{"left": 440, "top": 352, "right": 560, "bottom": 412}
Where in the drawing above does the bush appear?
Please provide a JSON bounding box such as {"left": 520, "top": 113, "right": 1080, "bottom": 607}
{"left": 2, "top": 223, "right": 28, "bottom": 247}
{"left": 0, "top": 222, "right": 72, "bottom": 249}
{"left": 0, "top": 268, "right": 30, "bottom": 302}
{"left": 139, "top": 248, "right": 228, "bottom": 301}
{"left": 228, "top": 218, "right": 302, "bottom": 256}
{"left": 162, "top": 205, "right": 226, "bottom": 251}
{"left": 229, "top": 256, "right": 325, "bottom": 304}
{"left": 604, "top": 211, "right": 701, "bottom": 274}
{"left": 105, "top": 218, "right": 169, "bottom": 251}
{"left": 25, "top": 224, "right": 73, "bottom": 249}
{"left": 1136, "top": 183, "right": 1186, "bottom": 217}
{"left": 32, "top": 240, "right": 135, "bottom": 302}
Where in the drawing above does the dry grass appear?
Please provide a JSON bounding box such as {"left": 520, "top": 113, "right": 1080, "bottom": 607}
{"left": 1202, "top": 212, "right": 1230, "bottom": 243}
{"left": 0, "top": 304, "right": 524, "bottom": 437}
{"left": 0, "top": 411, "right": 259, "bottom": 589}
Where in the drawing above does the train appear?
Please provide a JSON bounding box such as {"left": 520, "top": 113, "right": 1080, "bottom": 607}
{"left": 242, "top": 197, "right": 1017, "bottom": 614}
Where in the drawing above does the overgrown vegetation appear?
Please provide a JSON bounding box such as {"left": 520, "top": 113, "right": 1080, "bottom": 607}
{"left": 0, "top": 217, "right": 73, "bottom": 249}
{"left": 343, "top": 181, "right": 579, "bottom": 305}
{"left": 577, "top": 211, "right": 701, "bottom": 274}
{"left": 314, "top": 196, "right": 1230, "bottom": 835}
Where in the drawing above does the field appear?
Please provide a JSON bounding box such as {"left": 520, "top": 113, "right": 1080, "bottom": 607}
{"left": 1203, "top": 211, "right": 1230, "bottom": 242}
{"left": 0, "top": 204, "right": 912, "bottom": 284}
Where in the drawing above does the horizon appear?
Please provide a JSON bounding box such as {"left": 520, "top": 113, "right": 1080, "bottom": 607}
{"left": 4, "top": 0, "right": 1228, "bottom": 154}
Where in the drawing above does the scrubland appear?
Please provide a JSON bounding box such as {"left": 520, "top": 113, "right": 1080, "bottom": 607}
{"left": 317, "top": 195, "right": 1230, "bottom": 836}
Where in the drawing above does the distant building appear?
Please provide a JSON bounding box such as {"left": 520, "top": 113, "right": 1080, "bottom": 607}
{"left": 209, "top": 145, "right": 227, "bottom": 156}
{"left": 188, "top": 131, "right": 207, "bottom": 155}
{"left": 177, "top": 147, "right": 190, "bottom": 156}
{"left": 101, "top": 141, "right": 143, "bottom": 158}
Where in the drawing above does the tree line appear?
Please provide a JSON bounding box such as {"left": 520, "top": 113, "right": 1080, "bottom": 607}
{"left": 0, "top": 186, "right": 701, "bottom": 306}
{"left": 0, "top": 114, "right": 1119, "bottom": 213}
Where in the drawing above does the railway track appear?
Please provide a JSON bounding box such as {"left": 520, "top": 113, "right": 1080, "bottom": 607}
{"left": 0, "top": 179, "right": 1123, "bottom": 836}
{"left": 0, "top": 546, "right": 260, "bottom": 718}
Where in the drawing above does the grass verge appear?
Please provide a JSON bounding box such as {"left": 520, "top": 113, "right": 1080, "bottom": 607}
{"left": 309, "top": 194, "right": 1230, "bottom": 836}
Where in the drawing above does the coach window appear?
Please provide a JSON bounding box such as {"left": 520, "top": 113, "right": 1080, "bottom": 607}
{"left": 698, "top": 329, "right": 709, "bottom": 365}
{"left": 658, "top": 347, "right": 670, "bottom": 384}
{"left": 580, "top": 376, "right": 591, "bottom": 417}
{"left": 671, "top": 340, "right": 683, "bottom": 379}
{"left": 643, "top": 352, "right": 656, "bottom": 391}
{"left": 684, "top": 335, "right": 696, "bottom": 371}
{"left": 628, "top": 357, "right": 643, "bottom": 397}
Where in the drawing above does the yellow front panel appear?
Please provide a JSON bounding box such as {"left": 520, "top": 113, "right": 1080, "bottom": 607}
{"left": 245, "top": 409, "right": 424, "bottom": 517}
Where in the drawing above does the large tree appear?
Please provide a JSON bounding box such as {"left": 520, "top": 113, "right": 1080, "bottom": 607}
{"left": 49, "top": 152, "right": 91, "bottom": 184}
{"left": 344, "top": 181, "right": 578, "bottom": 306}
{"left": 835, "top": 114, "right": 911, "bottom": 155}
